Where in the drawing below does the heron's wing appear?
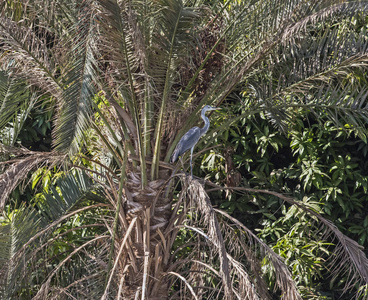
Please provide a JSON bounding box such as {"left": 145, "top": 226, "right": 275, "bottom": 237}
{"left": 171, "top": 127, "right": 201, "bottom": 162}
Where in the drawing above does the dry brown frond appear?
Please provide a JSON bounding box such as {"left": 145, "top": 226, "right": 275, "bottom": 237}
{"left": 161, "top": 176, "right": 299, "bottom": 299}
{"left": 0, "top": 17, "right": 61, "bottom": 98}
{"left": 187, "top": 179, "right": 232, "bottom": 298}
{"left": 215, "top": 209, "right": 301, "bottom": 300}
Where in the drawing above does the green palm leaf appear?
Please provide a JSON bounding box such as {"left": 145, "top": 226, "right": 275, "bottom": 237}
{"left": 151, "top": 0, "right": 200, "bottom": 178}
{"left": 0, "top": 70, "right": 28, "bottom": 129}
{"left": 249, "top": 11, "right": 368, "bottom": 136}
{"left": 53, "top": 3, "right": 97, "bottom": 154}
{"left": 0, "top": 69, "right": 36, "bottom": 145}
{"left": 0, "top": 206, "right": 40, "bottom": 298}
{"left": 0, "top": 170, "right": 104, "bottom": 299}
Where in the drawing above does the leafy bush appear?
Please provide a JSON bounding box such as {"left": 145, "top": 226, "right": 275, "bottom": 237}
{"left": 201, "top": 104, "right": 368, "bottom": 298}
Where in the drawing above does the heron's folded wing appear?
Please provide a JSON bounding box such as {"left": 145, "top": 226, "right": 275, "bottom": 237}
{"left": 171, "top": 127, "right": 201, "bottom": 162}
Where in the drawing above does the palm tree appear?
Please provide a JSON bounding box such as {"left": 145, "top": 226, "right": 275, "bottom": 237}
{"left": 1, "top": 0, "right": 368, "bottom": 299}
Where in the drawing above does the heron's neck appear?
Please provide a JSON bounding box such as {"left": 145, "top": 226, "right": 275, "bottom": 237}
{"left": 200, "top": 110, "right": 210, "bottom": 135}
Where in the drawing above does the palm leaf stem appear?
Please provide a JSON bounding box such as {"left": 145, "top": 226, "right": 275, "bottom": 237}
{"left": 104, "top": 145, "right": 128, "bottom": 289}
{"left": 102, "top": 217, "right": 137, "bottom": 300}
{"left": 71, "top": 164, "right": 113, "bottom": 182}
{"left": 178, "top": 0, "right": 247, "bottom": 105}
{"left": 93, "top": 103, "right": 127, "bottom": 159}
{"left": 104, "top": 89, "right": 137, "bottom": 140}
{"left": 142, "top": 1, "right": 152, "bottom": 158}
{"left": 168, "top": 271, "right": 199, "bottom": 300}
{"left": 101, "top": 92, "right": 137, "bottom": 167}
{"left": 141, "top": 208, "right": 150, "bottom": 300}
{"left": 49, "top": 273, "right": 100, "bottom": 300}
{"left": 143, "top": 79, "right": 152, "bottom": 157}
{"left": 91, "top": 122, "right": 123, "bottom": 167}
{"left": 206, "top": 0, "right": 232, "bottom": 27}
{"left": 118, "top": 12, "right": 147, "bottom": 187}
{"left": 151, "top": 3, "right": 183, "bottom": 180}
{"left": 75, "top": 156, "right": 119, "bottom": 180}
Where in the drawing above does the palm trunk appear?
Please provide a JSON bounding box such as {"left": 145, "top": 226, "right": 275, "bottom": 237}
{"left": 116, "top": 168, "right": 172, "bottom": 299}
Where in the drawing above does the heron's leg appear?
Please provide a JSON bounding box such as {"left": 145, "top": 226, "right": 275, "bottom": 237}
{"left": 190, "top": 146, "right": 194, "bottom": 178}
{"left": 179, "top": 156, "right": 185, "bottom": 171}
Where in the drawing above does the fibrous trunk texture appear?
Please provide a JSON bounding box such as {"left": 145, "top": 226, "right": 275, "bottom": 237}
{"left": 118, "top": 169, "right": 172, "bottom": 299}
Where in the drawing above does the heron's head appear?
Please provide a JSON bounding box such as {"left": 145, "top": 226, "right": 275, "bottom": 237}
{"left": 202, "top": 105, "right": 221, "bottom": 113}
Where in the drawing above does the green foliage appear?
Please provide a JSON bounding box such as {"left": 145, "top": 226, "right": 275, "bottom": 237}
{"left": 17, "top": 95, "right": 53, "bottom": 151}
{"left": 259, "top": 198, "right": 334, "bottom": 298}
{"left": 202, "top": 102, "right": 368, "bottom": 297}
{"left": 0, "top": 170, "right": 108, "bottom": 299}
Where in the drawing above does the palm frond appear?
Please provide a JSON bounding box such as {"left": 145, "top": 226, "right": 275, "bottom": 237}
{"left": 0, "top": 16, "right": 61, "bottom": 98}
{"left": 37, "top": 169, "right": 100, "bottom": 223}
{"left": 53, "top": 2, "right": 97, "bottom": 154}
{"left": 0, "top": 70, "right": 28, "bottom": 129}
{"left": 215, "top": 209, "right": 301, "bottom": 300}
{"left": 0, "top": 169, "right": 108, "bottom": 299}
{"left": 96, "top": 0, "right": 144, "bottom": 117}
{"left": 166, "top": 0, "right": 302, "bottom": 158}
{"left": 96, "top": 0, "right": 152, "bottom": 184}
{"left": 151, "top": 0, "right": 201, "bottom": 179}
{"left": 217, "top": 186, "right": 368, "bottom": 297}
{"left": 283, "top": 195, "right": 368, "bottom": 297}
{"left": 187, "top": 179, "right": 232, "bottom": 297}
{"left": 0, "top": 70, "right": 37, "bottom": 145}
{"left": 282, "top": 1, "right": 368, "bottom": 41}
{"left": 0, "top": 205, "right": 40, "bottom": 299}
{"left": 164, "top": 177, "right": 301, "bottom": 299}
{"left": 246, "top": 2, "right": 368, "bottom": 134}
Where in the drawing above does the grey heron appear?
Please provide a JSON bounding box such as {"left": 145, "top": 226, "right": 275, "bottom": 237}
{"left": 171, "top": 105, "right": 221, "bottom": 177}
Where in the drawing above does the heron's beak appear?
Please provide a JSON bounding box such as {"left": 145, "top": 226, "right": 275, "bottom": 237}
{"left": 212, "top": 107, "right": 222, "bottom": 111}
